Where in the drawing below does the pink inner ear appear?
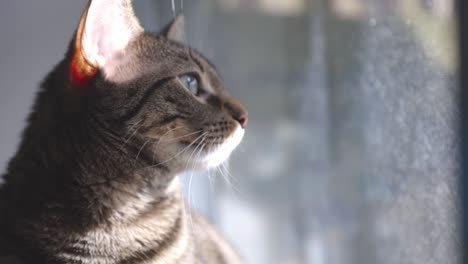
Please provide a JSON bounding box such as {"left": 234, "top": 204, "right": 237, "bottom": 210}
{"left": 68, "top": 0, "right": 143, "bottom": 87}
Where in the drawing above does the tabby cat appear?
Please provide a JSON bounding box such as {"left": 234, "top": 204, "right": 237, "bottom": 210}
{"left": 0, "top": 0, "right": 247, "bottom": 263}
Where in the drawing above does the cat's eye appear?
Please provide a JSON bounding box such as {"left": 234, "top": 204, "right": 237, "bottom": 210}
{"left": 179, "top": 74, "right": 199, "bottom": 95}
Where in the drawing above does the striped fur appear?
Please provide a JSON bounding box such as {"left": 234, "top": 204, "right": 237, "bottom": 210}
{"left": 0, "top": 1, "right": 246, "bottom": 263}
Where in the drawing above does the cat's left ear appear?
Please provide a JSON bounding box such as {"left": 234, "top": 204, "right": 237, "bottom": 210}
{"left": 70, "top": 0, "right": 144, "bottom": 87}
{"left": 162, "top": 15, "right": 187, "bottom": 44}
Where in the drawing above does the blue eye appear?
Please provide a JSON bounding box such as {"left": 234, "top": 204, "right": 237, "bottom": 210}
{"left": 179, "top": 74, "right": 199, "bottom": 95}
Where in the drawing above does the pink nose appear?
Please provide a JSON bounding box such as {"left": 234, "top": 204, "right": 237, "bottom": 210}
{"left": 234, "top": 112, "right": 248, "bottom": 128}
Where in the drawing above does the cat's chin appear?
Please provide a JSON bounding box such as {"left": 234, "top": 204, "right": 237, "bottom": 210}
{"left": 169, "top": 124, "right": 244, "bottom": 173}
{"left": 200, "top": 125, "right": 245, "bottom": 169}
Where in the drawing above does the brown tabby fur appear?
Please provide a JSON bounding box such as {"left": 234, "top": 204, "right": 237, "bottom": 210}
{"left": 0, "top": 1, "right": 247, "bottom": 263}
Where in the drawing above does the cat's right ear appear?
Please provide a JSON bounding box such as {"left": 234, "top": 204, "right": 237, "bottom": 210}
{"left": 162, "top": 15, "right": 187, "bottom": 44}
{"left": 69, "top": 0, "right": 144, "bottom": 89}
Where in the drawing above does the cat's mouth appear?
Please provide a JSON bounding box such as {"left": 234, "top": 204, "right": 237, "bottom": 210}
{"left": 177, "top": 124, "right": 244, "bottom": 170}
{"left": 199, "top": 124, "right": 244, "bottom": 168}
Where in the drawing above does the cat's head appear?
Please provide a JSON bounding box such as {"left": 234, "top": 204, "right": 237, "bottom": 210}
{"left": 65, "top": 0, "right": 247, "bottom": 172}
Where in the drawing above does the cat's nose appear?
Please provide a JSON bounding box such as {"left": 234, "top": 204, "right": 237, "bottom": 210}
{"left": 224, "top": 99, "right": 248, "bottom": 129}
{"left": 234, "top": 112, "right": 248, "bottom": 129}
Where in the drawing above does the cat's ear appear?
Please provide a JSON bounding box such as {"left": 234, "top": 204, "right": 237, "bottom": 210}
{"left": 162, "top": 15, "right": 187, "bottom": 44}
{"left": 70, "top": 0, "right": 143, "bottom": 87}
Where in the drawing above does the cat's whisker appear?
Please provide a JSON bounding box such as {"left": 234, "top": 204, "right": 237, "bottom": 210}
{"left": 189, "top": 140, "right": 207, "bottom": 186}
{"left": 186, "top": 139, "right": 207, "bottom": 235}
{"left": 154, "top": 125, "right": 188, "bottom": 147}
{"left": 171, "top": 0, "right": 176, "bottom": 17}
{"left": 217, "top": 166, "right": 230, "bottom": 187}
{"left": 217, "top": 166, "right": 234, "bottom": 194}
{"left": 216, "top": 160, "right": 241, "bottom": 196}
{"left": 134, "top": 138, "right": 153, "bottom": 163}
{"left": 151, "top": 125, "right": 187, "bottom": 165}
{"left": 183, "top": 136, "right": 206, "bottom": 235}
{"left": 220, "top": 161, "right": 240, "bottom": 186}
{"left": 191, "top": 142, "right": 207, "bottom": 188}
{"left": 148, "top": 132, "right": 208, "bottom": 169}
{"left": 183, "top": 133, "right": 208, "bottom": 173}
{"left": 119, "top": 123, "right": 145, "bottom": 151}
{"left": 221, "top": 161, "right": 239, "bottom": 187}
{"left": 187, "top": 170, "right": 195, "bottom": 233}
{"left": 183, "top": 135, "right": 208, "bottom": 211}
{"left": 159, "top": 129, "right": 203, "bottom": 143}
{"left": 207, "top": 169, "right": 215, "bottom": 193}
{"left": 125, "top": 121, "right": 145, "bottom": 140}
{"left": 122, "top": 119, "right": 143, "bottom": 139}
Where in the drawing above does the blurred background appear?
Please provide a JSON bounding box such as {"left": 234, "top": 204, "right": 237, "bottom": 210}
{"left": 0, "top": 0, "right": 459, "bottom": 263}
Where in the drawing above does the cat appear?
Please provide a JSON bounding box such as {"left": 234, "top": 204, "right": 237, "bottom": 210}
{"left": 0, "top": 0, "right": 247, "bottom": 263}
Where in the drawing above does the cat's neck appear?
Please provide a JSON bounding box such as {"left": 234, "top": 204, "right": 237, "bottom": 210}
{"left": 2, "top": 148, "right": 189, "bottom": 263}
{"left": 1, "top": 111, "right": 189, "bottom": 252}
{"left": 1, "top": 176, "right": 190, "bottom": 264}
{"left": 54, "top": 178, "right": 192, "bottom": 264}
